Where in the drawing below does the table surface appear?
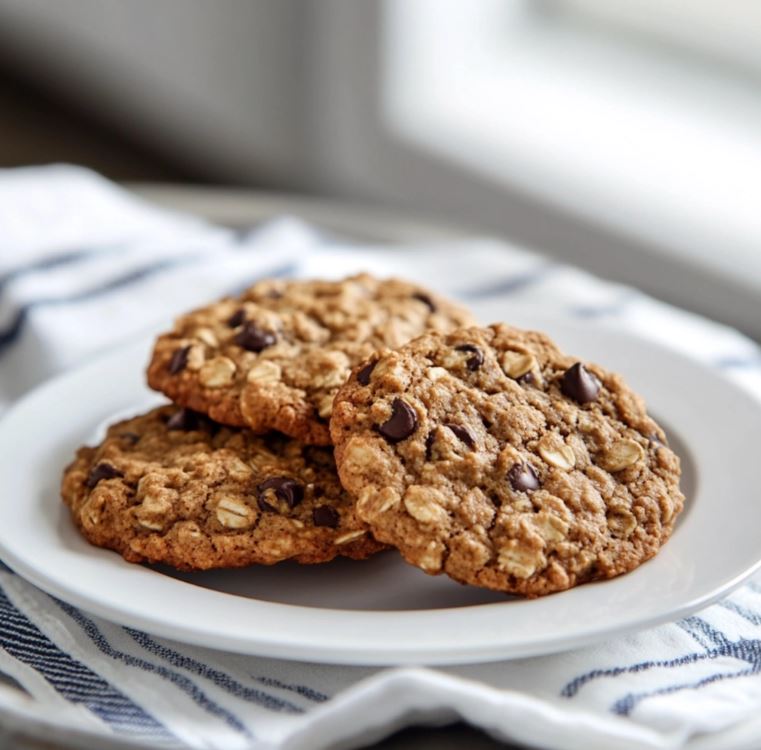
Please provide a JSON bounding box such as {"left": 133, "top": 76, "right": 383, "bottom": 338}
{"left": 4, "top": 185, "right": 519, "bottom": 750}
{"left": 133, "top": 184, "right": 478, "bottom": 243}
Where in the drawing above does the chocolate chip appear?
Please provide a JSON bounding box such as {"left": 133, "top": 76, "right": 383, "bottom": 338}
{"left": 446, "top": 423, "right": 475, "bottom": 449}
{"left": 257, "top": 497, "right": 277, "bottom": 513}
{"left": 518, "top": 371, "right": 534, "bottom": 385}
{"left": 481, "top": 416, "right": 493, "bottom": 429}
{"left": 167, "top": 408, "right": 200, "bottom": 431}
{"left": 168, "top": 345, "right": 191, "bottom": 375}
{"left": 118, "top": 432, "right": 140, "bottom": 444}
{"left": 508, "top": 462, "right": 540, "bottom": 492}
{"left": 312, "top": 505, "right": 340, "bottom": 528}
{"left": 257, "top": 477, "right": 304, "bottom": 509}
{"left": 234, "top": 322, "right": 276, "bottom": 352}
{"left": 455, "top": 344, "right": 484, "bottom": 371}
{"left": 378, "top": 398, "right": 418, "bottom": 443}
{"left": 357, "top": 360, "right": 377, "bottom": 386}
{"left": 227, "top": 308, "right": 246, "bottom": 328}
{"left": 425, "top": 431, "right": 436, "bottom": 460}
{"left": 561, "top": 362, "right": 600, "bottom": 404}
{"left": 412, "top": 292, "right": 437, "bottom": 312}
{"left": 86, "top": 462, "right": 123, "bottom": 489}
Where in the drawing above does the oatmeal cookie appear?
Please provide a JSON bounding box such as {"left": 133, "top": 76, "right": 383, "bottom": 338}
{"left": 330, "top": 324, "right": 683, "bottom": 597}
{"left": 62, "top": 405, "right": 383, "bottom": 569}
{"left": 146, "top": 274, "right": 475, "bottom": 444}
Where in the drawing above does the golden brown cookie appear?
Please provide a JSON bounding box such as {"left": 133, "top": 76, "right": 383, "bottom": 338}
{"left": 62, "top": 405, "right": 384, "bottom": 570}
{"left": 330, "top": 324, "right": 684, "bottom": 597}
{"left": 146, "top": 274, "right": 475, "bottom": 445}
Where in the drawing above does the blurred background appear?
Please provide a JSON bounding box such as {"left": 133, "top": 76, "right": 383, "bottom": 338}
{"left": 1, "top": 0, "right": 760, "bottom": 339}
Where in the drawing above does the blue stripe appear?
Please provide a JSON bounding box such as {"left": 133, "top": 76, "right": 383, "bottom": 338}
{"left": 676, "top": 619, "right": 713, "bottom": 650}
{"left": 253, "top": 676, "right": 328, "bottom": 704}
{"left": 612, "top": 666, "right": 758, "bottom": 716}
{"left": 0, "top": 247, "right": 121, "bottom": 294}
{"left": 562, "top": 615, "right": 761, "bottom": 717}
{"left": 32, "top": 664, "right": 103, "bottom": 684}
{"left": 0, "top": 222, "right": 271, "bottom": 294}
{"left": 3, "top": 648, "right": 165, "bottom": 721}
{"left": 125, "top": 628, "right": 302, "bottom": 713}
{"left": 55, "top": 600, "right": 253, "bottom": 740}
{"left": 0, "top": 587, "right": 172, "bottom": 741}
{"left": 712, "top": 355, "right": 761, "bottom": 370}
{"left": 560, "top": 651, "right": 708, "bottom": 699}
{"left": 681, "top": 616, "right": 731, "bottom": 649}
{"left": 0, "top": 631, "right": 96, "bottom": 663}
{"left": 0, "top": 256, "right": 298, "bottom": 357}
{"left": 458, "top": 264, "right": 556, "bottom": 300}
{"left": 0, "top": 255, "right": 204, "bottom": 355}
{"left": 718, "top": 599, "right": 761, "bottom": 626}
{"left": 568, "top": 293, "right": 636, "bottom": 320}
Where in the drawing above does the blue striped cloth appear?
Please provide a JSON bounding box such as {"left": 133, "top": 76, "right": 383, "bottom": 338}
{"left": 2, "top": 165, "right": 761, "bottom": 750}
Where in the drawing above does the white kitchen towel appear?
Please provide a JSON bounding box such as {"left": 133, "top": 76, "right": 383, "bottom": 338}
{"left": 2, "top": 165, "right": 761, "bottom": 750}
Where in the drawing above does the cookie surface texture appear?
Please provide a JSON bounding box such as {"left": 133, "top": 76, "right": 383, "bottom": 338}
{"left": 147, "top": 274, "right": 475, "bottom": 444}
{"left": 62, "top": 406, "right": 384, "bottom": 569}
{"left": 330, "top": 324, "right": 684, "bottom": 597}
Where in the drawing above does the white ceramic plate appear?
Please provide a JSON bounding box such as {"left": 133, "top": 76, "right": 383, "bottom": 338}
{"left": 1, "top": 311, "right": 760, "bottom": 666}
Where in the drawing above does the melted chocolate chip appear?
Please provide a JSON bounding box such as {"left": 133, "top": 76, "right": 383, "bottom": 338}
{"left": 257, "top": 477, "right": 304, "bottom": 509}
{"left": 312, "top": 505, "right": 340, "bottom": 528}
{"left": 378, "top": 398, "right": 418, "bottom": 443}
{"left": 168, "top": 345, "right": 191, "bottom": 375}
{"left": 167, "top": 408, "right": 200, "bottom": 431}
{"left": 227, "top": 308, "right": 246, "bottom": 328}
{"left": 517, "top": 371, "right": 535, "bottom": 385}
{"left": 455, "top": 344, "right": 484, "bottom": 371}
{"left": 357, "top": 360, "right": 377, "bottom": 386}
{"left": 561, "top": 362, "right": 600, "bottom": 404}
{"left": 508, "top": 462, "right": 540, "bottom": 492}
{"left": 234, "top": 322, "right": 277, "bottom": 352}
{"left": 257, "top": 497, "right": 277, "bottom": 513}
{"left": 425, "top": 431, "right": 436, "bottom": 460}
{"left": 446, "top": 423, "right": 475, "bottom": 449}
{"left": 412, "top": 292, "right": 437, "bottom": 312}
{"left": 86, "top": 462, "right": 123, "bottom": 489}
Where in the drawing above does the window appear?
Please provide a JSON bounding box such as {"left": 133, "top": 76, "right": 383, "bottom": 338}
{"left": 382, "top": 0, "right": 761, "bottom": 292}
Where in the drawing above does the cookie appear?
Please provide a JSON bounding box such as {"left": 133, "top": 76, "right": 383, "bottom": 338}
{"left": 61, "top": 405, "right": 384, "bottom": 570}
{"left": 330, "top": 324, "right": 684, "bottom": 597}
{"left": 146, "top": 274, "right": 475, "bottom": 444}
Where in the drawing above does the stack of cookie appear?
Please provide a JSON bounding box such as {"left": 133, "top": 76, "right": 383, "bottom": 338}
{"left": 62, "top": 274, "right": 684, "bottom": 597}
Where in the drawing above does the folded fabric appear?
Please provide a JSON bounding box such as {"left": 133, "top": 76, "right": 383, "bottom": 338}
{"left": 1, "top": 165, "right": 761, "bottom": 750}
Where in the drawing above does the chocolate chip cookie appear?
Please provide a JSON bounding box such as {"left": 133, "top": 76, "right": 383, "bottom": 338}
{"left": 330, "top": 324, "right": 683, "bottom": 597}
{"left": 146, "top": 274, "right": 476, "bottom": 445}
{"left": 62, "top": 405, "right": 384, "bottom": 570}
